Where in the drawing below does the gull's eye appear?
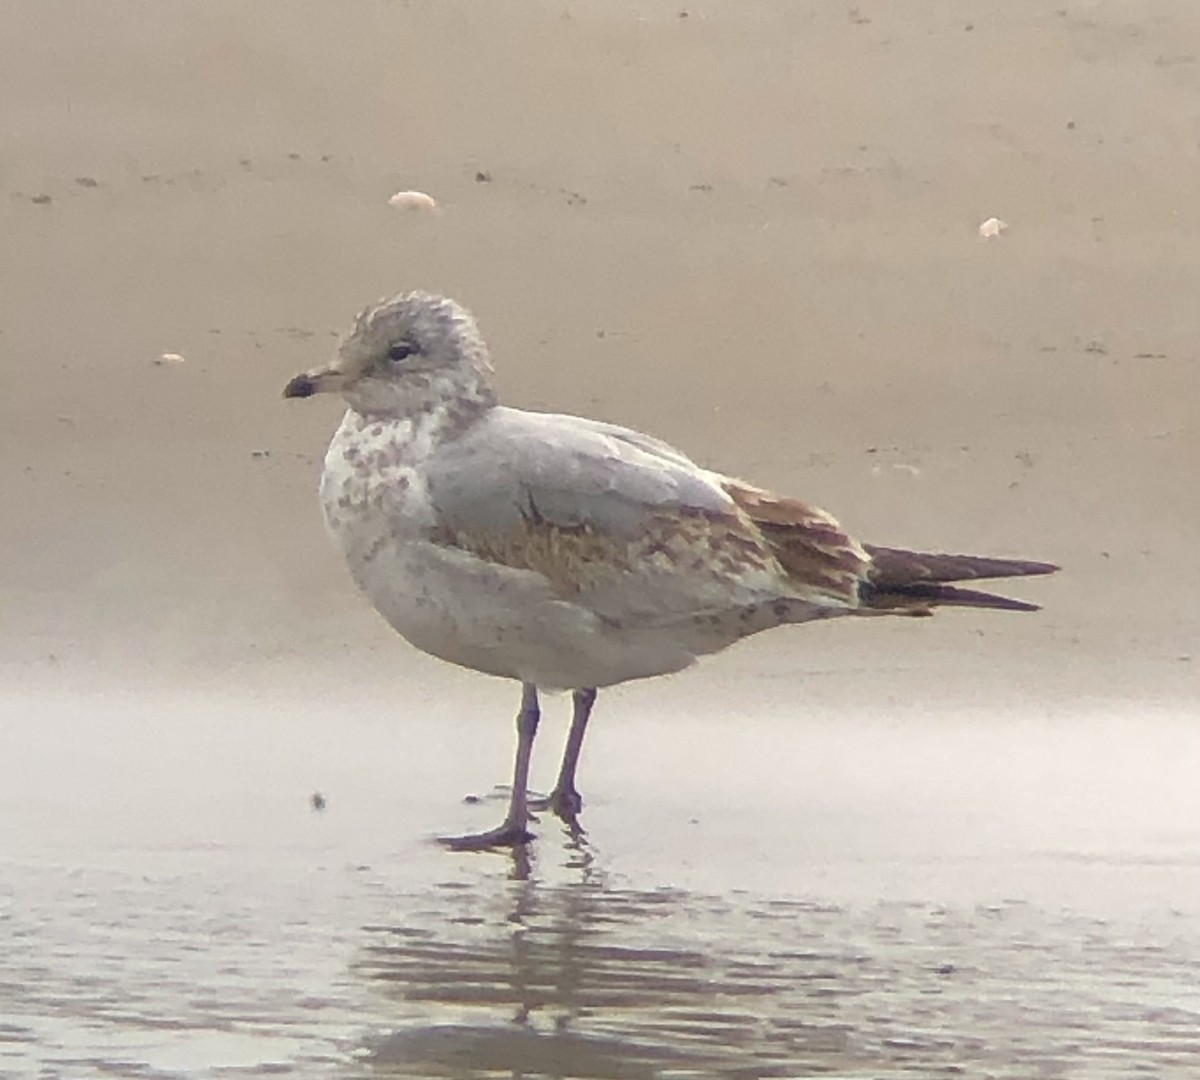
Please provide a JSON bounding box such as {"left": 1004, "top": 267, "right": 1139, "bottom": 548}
{"left": 386, "top": 342, "right": 416, "bottom": 364}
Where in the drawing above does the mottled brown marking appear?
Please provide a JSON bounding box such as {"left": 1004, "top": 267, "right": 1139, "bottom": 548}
{"left": 432, "top": 518, "right": 627, "bottom": 596}
{"left": 360, "top": 531, "right": 390, "bottom": 566}
{"left": 631, "top": 509, "right": 779, "bottom": 583}
{"left": 726, "top": 481, "right": 1056, "bottom": 613}
{"left": 431, "top": 505, "right": 781, "bottom": 599}
{"left": 723, "top": 480, "right": 868, "bottom": 605}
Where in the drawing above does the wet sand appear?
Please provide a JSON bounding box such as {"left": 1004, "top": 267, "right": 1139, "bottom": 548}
{"left": 3, "top": 1, "right": 1199, "bottom": 1076}
{"left": 4, "top": 689, "right": 1200, "bottom": 1077}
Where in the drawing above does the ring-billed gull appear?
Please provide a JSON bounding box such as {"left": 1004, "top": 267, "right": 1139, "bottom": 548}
{"left": 284, "top": 291, "right": 1057, "bottom": 850}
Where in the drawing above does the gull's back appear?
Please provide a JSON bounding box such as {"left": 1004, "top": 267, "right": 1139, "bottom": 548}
{"left": 423, "top": 405, "right": 872, "bottom": 622}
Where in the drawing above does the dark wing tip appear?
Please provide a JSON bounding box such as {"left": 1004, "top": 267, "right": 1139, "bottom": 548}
{"left": 864, "top": 546, "right": 1060, "bottom": 585}
{"left": 861, "top": 581, "right": 1045, "bottom": 613}
{"left": 1010, "top": 559, "right": 1059, "bottom": 577}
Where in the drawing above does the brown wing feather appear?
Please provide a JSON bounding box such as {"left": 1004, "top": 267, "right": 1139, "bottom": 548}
{"left": 726, "top": 482, "right": 1058, "bottom": 616}
{"left": 723, "top": 481, "right": 869, "bottom": 606}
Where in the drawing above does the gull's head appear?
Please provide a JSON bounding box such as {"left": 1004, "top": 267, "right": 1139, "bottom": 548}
{"left": 283, "top": 291, "right": 494, "bottom": 416}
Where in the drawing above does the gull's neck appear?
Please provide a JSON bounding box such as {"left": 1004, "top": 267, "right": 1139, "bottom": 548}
{"left": 343, "top": 371, "right": 498, "bottom": 437}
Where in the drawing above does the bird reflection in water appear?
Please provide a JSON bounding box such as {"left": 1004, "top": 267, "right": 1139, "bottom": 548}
{"left": 356, "top": 834, "right": 854, "bottom": 1078}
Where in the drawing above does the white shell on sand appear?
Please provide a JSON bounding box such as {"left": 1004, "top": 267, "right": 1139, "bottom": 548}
{"left": 978, "top": 217, "right": 1008, "bottom": 238}
{"left": 388, "top": 190, "right": 439, "bottom": 212}
{"left": 154, "top": 352, "right": 186, "bottom": 365}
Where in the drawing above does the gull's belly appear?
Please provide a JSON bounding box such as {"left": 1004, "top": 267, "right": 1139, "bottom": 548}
{"left": 341, "top": 535, "right": 697, "bottom": 690}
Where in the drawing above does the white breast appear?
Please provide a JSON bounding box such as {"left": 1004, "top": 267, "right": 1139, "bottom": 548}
{"left": 319, "top": 411, "right": 433, "bottom": 552}
{"left": 315, "top": 410, "right": 586, "bottom": 683}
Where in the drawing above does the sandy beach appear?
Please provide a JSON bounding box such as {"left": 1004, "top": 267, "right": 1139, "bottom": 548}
{"left": 2, "top": 2, "right": 1198, "bottom": 1076}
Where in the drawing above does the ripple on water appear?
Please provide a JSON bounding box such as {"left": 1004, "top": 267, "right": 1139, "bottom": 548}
{"left": 357, "top": 872, "right": 1200, "bottom": 1078}
{"left": 4, "top": 843, "right": 1200, "bottom": 1078}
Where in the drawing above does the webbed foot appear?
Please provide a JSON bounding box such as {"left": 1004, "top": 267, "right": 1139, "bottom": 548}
{"left": 528, "top": 786, "right": 583, "bottom": 822}
{"left": 438, "top": 820, "right": 535, "bottom": 851}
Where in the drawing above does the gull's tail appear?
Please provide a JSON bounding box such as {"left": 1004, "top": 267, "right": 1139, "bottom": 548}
{"left": 859, "top": 546, "right": 1059, "bottom": 614}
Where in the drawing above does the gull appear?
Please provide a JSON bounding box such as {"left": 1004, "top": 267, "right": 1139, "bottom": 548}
{"left": 284, "top": 291, "right": 1057, "bottom": 850}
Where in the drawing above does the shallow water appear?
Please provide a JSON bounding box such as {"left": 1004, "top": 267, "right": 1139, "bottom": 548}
{"left": 3, "top": 686, "right": 1199, "bottom": 1078}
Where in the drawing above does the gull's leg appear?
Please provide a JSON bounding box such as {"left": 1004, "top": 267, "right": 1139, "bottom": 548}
{"left": 441, "top": 683, "right": 541, "bottom": 851}
{"left": 530, "top": 688, "right": 596, "bottom": 823}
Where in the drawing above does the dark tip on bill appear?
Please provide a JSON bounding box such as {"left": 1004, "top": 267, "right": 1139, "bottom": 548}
{"left": 283, "top": 374, "right": 316, "bottom": 399}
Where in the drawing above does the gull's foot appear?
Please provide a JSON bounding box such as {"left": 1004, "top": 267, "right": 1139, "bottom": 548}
{"left": 528, "top": 786, "right": 583, "bottom": 822}
{"left": 438, "top": 821, "right": 534, "bottom": 851}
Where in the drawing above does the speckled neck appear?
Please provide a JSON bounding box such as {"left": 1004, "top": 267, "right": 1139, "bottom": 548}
{"left": 342, "top": 368, "right": 498, "bottom": 432}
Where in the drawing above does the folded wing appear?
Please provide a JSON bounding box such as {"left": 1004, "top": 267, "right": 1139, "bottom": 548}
{"left": 420, "top": 408, "right": 1057, "bottom": 622}
{"left": 726, "top": 482, "right": 1058, "bottom": 615}
{"left": 418, "top": 409, "right": 798, "bottom": 621}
